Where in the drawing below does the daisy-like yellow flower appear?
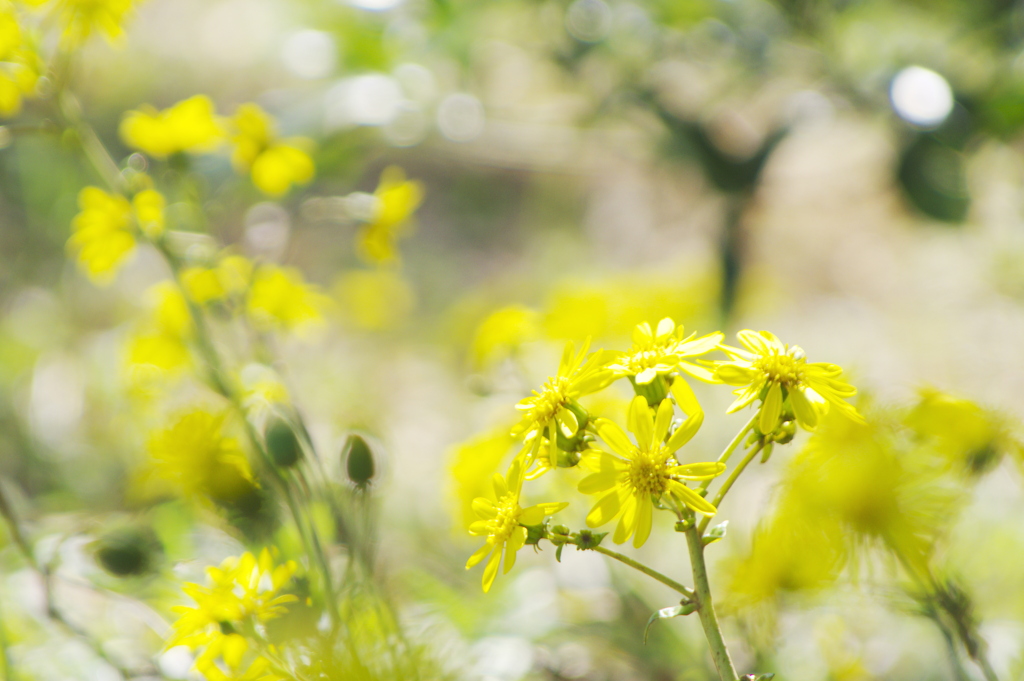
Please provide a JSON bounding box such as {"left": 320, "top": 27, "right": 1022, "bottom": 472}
{"left": 606, "top": 318, "right": 723, "bottom": 385}
{"left": 167, "top": 549, "right": 296, "bottom": 680}
{"left": 51, "top": 0, "right": 139, "bottom": 47}
{"left": 146, "top": 409, "right": 254, "bottom": 502}
{"left": 120, "top": 95, "right": 226, "bottom": 158}
{"left": 66, "top": 185, "right": 166, "bottom": 283}
{"left": 511, "top": 339, "right": 613, "bottom": 467}
{"left": 356, "top": 166, "right": 423, "bottom": 266}
{"left": 230, "top": 103, "right": 314, "bottom": 197}
{"left": 579, "top": 396, "right": 724, "bottom": 548}
{"left": 466, "top": 458, "right": 568, "bottom": 592}
{"left": 713, "top": 330, "right": 863, "bottom": 435}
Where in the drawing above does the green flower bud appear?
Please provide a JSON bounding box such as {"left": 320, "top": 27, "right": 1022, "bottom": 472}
{"left": 266, "top": 417, "right": 302, "bottom": 468}
{"left": 343, "top": 434, "right": 375, "bottom": 487}
{"left": 92, "top": 524, "right": 163, "bottom": 577}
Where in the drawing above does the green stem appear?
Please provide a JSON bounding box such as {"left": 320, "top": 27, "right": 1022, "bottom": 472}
{"left": 697, "top": 443, "right": 763, "bottom": 535}
{"left": 698, "top": 413, "right": 757, "bottom": 493}
{"left": 590, "top": 546, "right": 694, "bottom": 598}
{"left": 685, "top": 526, "right": 738, "bottom": 681}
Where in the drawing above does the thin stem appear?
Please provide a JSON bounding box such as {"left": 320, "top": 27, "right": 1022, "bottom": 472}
{"left": 697, "top": 442, "right": 763, "bottom": 535}
{"left": 698, "top": 413, "right": 757, "bottom": 493}
{"left": 590, "top": 546, "right": 694, "bottom": 599}
{"left": 685, "top": 526, "right": 738, "bottom": 681}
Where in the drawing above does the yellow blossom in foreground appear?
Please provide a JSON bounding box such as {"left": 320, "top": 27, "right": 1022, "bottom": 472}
{"left": 713, "top": 330, "right": 863, "bottom": 435}
{"left": 466, "top": 458, "right": 567, "bottom": 592}
{"left": 246, "top": 265, "right": 326, "bottom": 333}
{"left": 230, "top": 103, "right": 314, "bottom": 197}
{"left": 511, "top": 339, "right": 613, "bottom": 468}
{"left": 580, "top": 396, "right": 724, "bottom": 547}
{"left": 120, "top": 95, "right": 225, "bottom": 158}
{"left": 52, "top": 0, "right": 139, "bottom": 46}
{"left": 606, "top": 318, "right": 723, "bottom": 384}
{"left": 146, "top": 409, "right": 253, "bottom": 501}
{"left": 168, "top": 549, "right": 297, "bottom": 681}
{"left": 356, "top": 166, "right": 423, "bottom": 265}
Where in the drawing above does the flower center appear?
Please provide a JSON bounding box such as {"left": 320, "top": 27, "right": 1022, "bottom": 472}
{"left": 532, "top": 376, "right": 571, "bottom": 423}
{"left": 628, "top": 451, "right": 670, "bottom": 498}
{"left": 627, "top": 348, "right": 663, "bottom": 372}
{"left": 491, "top": 494, "right": 522, "bottom": 543}
{"left": 754, "top": 349, "right": 804, "bottom": 387}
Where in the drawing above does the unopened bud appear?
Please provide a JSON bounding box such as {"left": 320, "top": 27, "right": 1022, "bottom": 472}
{"left": 92, "top": 525, "right": 163, "bottom": 577}
{"left": 343, "top": 434, "right": 375, "bottom": 487}
{"left": 266, "top": 417, "right": 302, "bottom": 468}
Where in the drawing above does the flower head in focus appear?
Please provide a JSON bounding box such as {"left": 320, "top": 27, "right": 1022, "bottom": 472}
{"left": 230, "top": 103, "right": 314, "bottom": 197}
{"left": 579, "top": 396, "right": 723, "bottom": 547}
{"left": 466, "top": 458, "right": 568, "bottom": 592}
{"left": 168, "top": 549, "right": 297, "bottom": 681}
{"left": 511, "top": 338, "right": 613, "bottom": 467}
{"left": 606, "top": 318, "right": 723, "bottom": 384}
{"left": 120, "top": 95, "right": 225, "bottom": 158}
{"left": 713, "top": 330, "right": 863, "bottom": 435}
{"left": 356, "top": 166, "right": 423, "bottom": 266}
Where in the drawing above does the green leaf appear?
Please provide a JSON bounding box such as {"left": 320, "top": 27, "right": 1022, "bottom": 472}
{"left": 703, "top": 521, "right": 728, "bottom": 546}
{"left": 644, "top": 602, "right": 696, "bottom": 643}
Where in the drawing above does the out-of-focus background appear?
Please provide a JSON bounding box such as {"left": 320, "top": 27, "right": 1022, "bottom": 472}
{"left": 5, "top": 0, "right": 1024, "bottom": 679}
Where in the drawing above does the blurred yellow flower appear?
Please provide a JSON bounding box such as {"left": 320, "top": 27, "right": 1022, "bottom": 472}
{"left": 713, "top": 330, "right": 863, "bottom": 435}
{"left": 356, "top": 166, "right": 423, "bottom": 265}
{"left": 0, "top": 10, "right": 42, "bottom": 118}
{"left": 67, "top": 185, "right": 168, "bottom": 283}
{"left": 466, "top": 458, "right": 567, "bottom": 592}
{"left": 579, "top": 396, "right": 723, "bottom": 547}
{"left": 120, "top": 95, "right": 225, "bottom": 158}
{"left": 182, "top": 255, "right": 253, "bottom": 305}
{"left": 606, "top": 318, "right": 722, "bottom": 385}
{"left": 470, "top": 305, "right": 539, "bottom": 369}
{"left": 450, "top": 426, "right": 517, "bottom": 530}
{"left": 51, "top": 0, "right": 140, "bottom": 46}
{"left": 168, "top": 549, "right": 297, "bottom": 680}
{"left": 124, "top": 282, "right": 193, "bottom": 388}
{"left": 334, "top": 268, "right": 414, "bottom": 331}
{"left": 230, "top": 103, "right": 314, "bottom": 197}
{"left": 146, "top": 409, "right": 253, "bottom": 501}
{"left": 511, "top": 338, "right": 613, "bottom": 467}
{"left": 247, "top": 265, "right": 327, "bottom": 333}
{"left": 67, "top": 186, "right": 135, "bottom": 283}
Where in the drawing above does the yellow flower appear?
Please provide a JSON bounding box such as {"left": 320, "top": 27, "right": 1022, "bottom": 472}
{"left": 511, "top": 338, "right": 613, "bottom": 467}
{"left": 579, "top": 396, "right": 724, "bottom": 547}
{"left": 230, "top": 104, "right": 314, "bottom": 197}
{"left": 466, "top": 458, "right": 567, "bottom": 592}
{"left": 51, "top": 0, "right": 139, "bottom": 47}
{"left": 0, "top": 11, "right": 42, "bottom": 118}
{"left": 246, "top": 265, "right": 326, "bottom": 333}
{"left": 67, "top": 186, "right": 135, "bottom": 283}
{"left": 120, "top": 95, "right": 225, "bottom": 158}
{"left": 605, "top": 318, "right": 723, "bottom": 384}
{"left": 168, "top": 549, "right": 297, "bottom": 680}
{"left": 356, "top": 166, "right": 423, "bottom": 265}
{"left": 469, "top": 305, "right": 539, "bottom": 370}
{"left": 182, "top": 255, "right": 253, "bottom": 305}
{"left": 124, "top": 282, "right": 193, "bottom": 388}
{"left": 66, "top": 185, "right": 167, "bottom": 283}
{"left": 713, "top": 330, "right": 863, "bottom": 435}
{"left": 146, "top": 409, "right": 253, "bottom": 501}
{"left": 334, "top": 268, "right": 414, "bottom": 331}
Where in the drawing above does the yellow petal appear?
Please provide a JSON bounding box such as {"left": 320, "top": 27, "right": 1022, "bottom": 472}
{"left": 594, "top": 419, "right": 634, "bottom": 458}
{"left": 653, "top": 399, "right": 674, "bottom": 444}
{"left": 668, "top": 461, "right": 725, "bottom": 480}
{"left": 789, "top": 386, "right": 818, "bottom": 430}
{"left": 578, "top": 470, "right": 620, "bottom": 494}
{"left": 586, "top": 489, "right": 624, "bottom": 528}
{"left": 628, "top": 395, "right": 653, "bottom": 446}
{"left": 673, "top": 482, "right": 717, "bottom": 516}
{"left": 666, "top": 410, "right": 703, "bottom": 452}
{"left": 466, "top": 542, "right": 492, "bottom": 569}
{"left": 760, "top": 382, "right": 782, "bottom": 435}
{"left": 481, "top": 547, "right": 502, "bottom": 592}
{"left": 613, "top": 495, "right": 638, "bottom": 544}
{"left": 632, "top": 499, "right": 653, "bottom": 548}
{"left": 670, "top": 378, "right": 702, "bottom": 417}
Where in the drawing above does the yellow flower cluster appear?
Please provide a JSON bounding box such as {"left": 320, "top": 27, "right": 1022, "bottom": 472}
{"left": 246, "top": 264, "right": 328, "bottom": 334}
{"left": 168, "top": 549, "right": 297, "bottom": 681}
{"left": 66, "top": 184, "right": 165, "bottom": 283}
{"left": 119, "top": 98, "right": 315, "bottom": 196}
{"left": 464, "top": 318, "right": 864, "bottom": 592}
{"left": 124, "top": 281, "right": 193, "bottom": 391}
{"left": 0, "top": 5, "right": 43, "bottom": 118}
